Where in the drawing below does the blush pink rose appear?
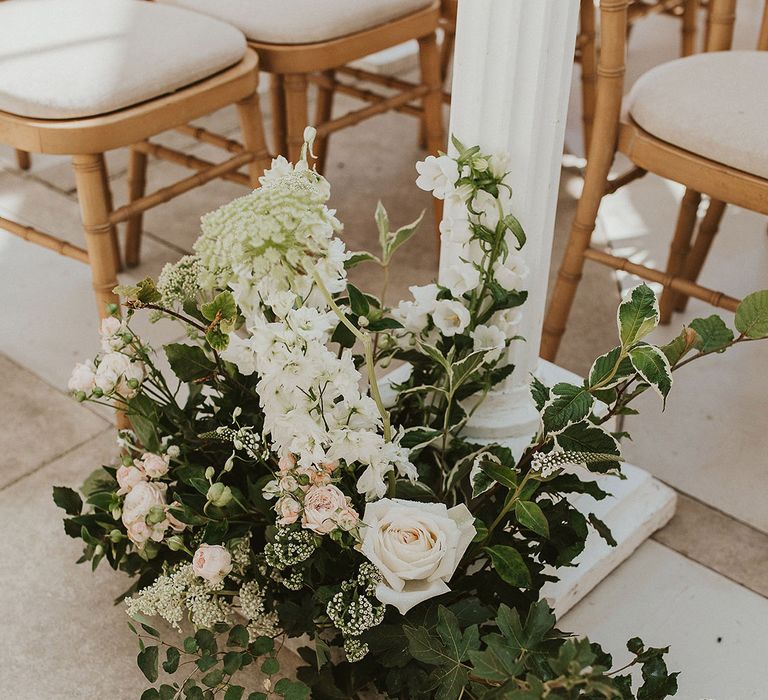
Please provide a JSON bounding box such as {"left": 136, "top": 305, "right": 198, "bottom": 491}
{"left": 302, "top": 484, "right": 347, "bottom": 535}
{"left": 116, "top": 465, "right": 146, "bottom": 495}
{"left": 140, "top": 453, "right": 170, "bottom": 479}
{"left": 276, "top": 496, "right": 301, "bottom": 525}
{"left": 192, "top": 544, "right": 232, "bottom": 585}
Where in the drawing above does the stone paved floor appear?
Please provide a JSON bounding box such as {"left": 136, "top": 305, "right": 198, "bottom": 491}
{"left": 1, "top": 5, "right": 767, "bottom": 699}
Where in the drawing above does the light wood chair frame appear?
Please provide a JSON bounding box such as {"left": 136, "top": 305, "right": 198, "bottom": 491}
{"left": 0, "top": 50, "right": 271, "bottom": 319}
{"left": 246, "top": 1, "right": 445, "bottom": 172}
{"left": 541, "top": 0, "right": 768, "bottom": 362}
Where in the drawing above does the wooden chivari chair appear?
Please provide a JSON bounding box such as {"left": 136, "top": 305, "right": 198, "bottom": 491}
{"left": 0, "top": 0, "right": 270, "bottom": 318}
{"left": 541, "top": 0, "right": 768, "bottom": 361}
{"left": 157, "top": 0, "right": 445, "bottom": 173}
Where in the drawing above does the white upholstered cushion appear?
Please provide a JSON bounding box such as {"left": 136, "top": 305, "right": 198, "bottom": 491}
{"left": 157, "top": 0, "right": 434, "bottom": 44}
{"left": 0, "top": 0, "right": 247, "bottom": 119}
{"left": 627, "top": 51, "right": 768, "bottom": 180}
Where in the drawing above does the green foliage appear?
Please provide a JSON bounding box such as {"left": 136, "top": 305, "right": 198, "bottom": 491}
{"left": 166, "top": 343, "right": 217, "bottom": 382}
{"left": 542, "top": 383, "right": 594, "bottom": 432}
{"left": 735, "top": 289, "right": 768, "bottom": 339}
{"left": 618, "top": 284, "right": 659, "bottom": 347}
{"left": 628, "top": 345, "right": 672, "bottom": 405}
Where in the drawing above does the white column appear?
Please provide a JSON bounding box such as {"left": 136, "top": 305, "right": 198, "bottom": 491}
{"left": 440, "top": 0, "right": 579, "bottom": 444}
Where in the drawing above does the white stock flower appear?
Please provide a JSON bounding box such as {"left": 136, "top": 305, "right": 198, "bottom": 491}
{"left": 441, "top": 262, "right": 480, "bottom": 297}
{"left": 431, "top": 299, "right": 470, "bottom": 337}
{"left": 493, "top": 254, "right": 529, "bottom": 291}
{"left": 192, "top": 544, "right": 233, "bottom": 585}
{"left": 359, "top": 499, "right": 476, "bottom": 615}
{"left": 415, "top": 155, "right": 459, "bottom": 199}
{"left": 68, "top": 360, "right": 96, "bottom": 394}
{"left": 220, "top": 334, "right": 257, "bottom": 376}
{"left": 470, "top": 324, "right": 507, "bottom": 364}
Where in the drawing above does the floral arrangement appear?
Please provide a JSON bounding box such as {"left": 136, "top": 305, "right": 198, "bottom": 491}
{"left": 56, "top": 131, "right": 768, "bottom": 700}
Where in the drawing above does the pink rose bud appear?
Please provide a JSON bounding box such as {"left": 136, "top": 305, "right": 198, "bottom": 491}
{"left": 192, "top": 544, "right": 232, "bottom": 585}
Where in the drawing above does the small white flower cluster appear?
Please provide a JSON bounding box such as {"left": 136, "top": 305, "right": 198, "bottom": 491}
{"left": 326, "top": 564, "right": 385, "bottom": 661}
{"left": 530, "top": 449, "right": 620, "bottom": 478}
{"left": 263, "top": 526, "right": 316, "bottom": 569}
{"left": 126, "top": 563, "right": 229, "bottom": 631}
{"left": 118, "top": 454, "right": 185, "bottom": 548}
{"left": 239, "top": 580, "right": 280, "bottom": 639}
{"left": 156, "top": 255, "right": 204, "bottom": 307}
{"left": 263, "top": 454, "right": 359, "bottom": 536}
{"left": 68, "top": 318, "right": 146, "bottom": 400}
{"left": 193, "top": 155, "right": 344, "bottom": 319}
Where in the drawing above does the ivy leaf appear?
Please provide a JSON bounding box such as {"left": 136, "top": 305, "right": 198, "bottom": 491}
{"left": 542, "top": 383, "right": 594, "bottom": 432}
{"left": 227, "top": 625, "right": 250, "bottom": 648}
{"left": 52, "top": 486, "right": 83, "bottom": 516}
{"left": 201, "top": 291, "right": 237, "bottom": 325}
{"left": 404, "top": 626, "right": 448, "bottom": 666}
{"left": 162, "top": 646, "right": 180, "bottom": 674}
{"left": 514, "top": 500, "right": 549, "bottom": 538}
{"left": 735, "top": 289, "right": 768, "bottom": 338}
{"left": 201, "top": 669, "right": 224, "bottom": 688}
{"left": 618, "top": 284, "right": 659, "bottom": 347}
{"left": 115, "top": 277, "right": 161, "bottom": 305}
{"left": 436, "top": 606, "right": 480, "bottom": 663}
{"left": 689, "top": 315, "right": 734, "bottom": 352}
{"left": 484, "top": 545, "right": 531, "bottom": 588}
{"left": 468, "top": 636, "right": 523, "bottom": 682}
{"left": 628, "top": 345, "right": 672, "bottom": 405}
{"left": 273, "top": 678, "right": 311, "bottom": 700}
{"left": 224, "top": 687, "right": 245, "bottom": 700}
{"left": 165, "top": 343, "right": 216, "bottom": 382}
{"left": 137, "top": 645, "right": 159, "bottom": 683}
{"left": 400, "top": 426, "right": 442, "bottom": 451}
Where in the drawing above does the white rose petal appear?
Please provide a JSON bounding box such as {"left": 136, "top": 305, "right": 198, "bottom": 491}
{"left": 68, "top": 360, "right": 96, "bottom": 394}
{"left": 359, "top": 498, "right": 476, "bottom": 615}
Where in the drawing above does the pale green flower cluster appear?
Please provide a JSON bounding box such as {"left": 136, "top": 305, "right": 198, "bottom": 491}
{"left": 126, "top": 564, "right": 229, "bottom": 630}
{"left": 193, "top": 157, "right": 345, "bottom": 318}
{"left": 156, "top": 255, "right": 204, "bottom": 307}
{"left": 239, "top": 580, "right": 280, "bottom": 640}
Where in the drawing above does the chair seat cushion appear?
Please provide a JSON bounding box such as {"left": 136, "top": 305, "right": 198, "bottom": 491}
{"left": 157, "top": 0, "right": 435, "bottom": 44}
{"left": 0, "top": 0, "right": 246, "bottom": 119}
{"left": 627, "top": 51, "right": 768, "bottom": 180}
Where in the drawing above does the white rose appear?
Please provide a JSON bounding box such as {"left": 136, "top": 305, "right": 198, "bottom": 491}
{"left": 359, "top": 498, "right": 476, "bottom": 615}
{"left": 125, "top": 519, "right": 152, "bottom": 546}
{"left": 140, "top": 453, "right": 170, "bottom": 479}
{"left": 493, "top": 254, "right": 529, "bottom": 292}
{"left": 441, "top": 263, "right": 480, "bottom": 297}
{"left": 302, "top": 484, "right": 348, "bottom": 534}
{"left": 192, "top": 544, "right": 232, "bottom": 585}
{"left": 100, "top": 317, "right": 126, "bottom": 352}
{"left": 68, "top": 360, "right": 96, "bottom": 394}
{"left": 122, "top": 481, "right": 167, "bottom": 526}
{"left": 415, "top": 155, "right": 459, "bottom": 199}
{"left": 470, "top": 324, "right": 507, "bottom": 364}
{"left": 276, "top": 495, "right": 301, "bottom": 525}
{"left": 116, "top": 464, "right": 146, "bottom": 495}
{"left": 431, "top": 300, "right": 470, "bottom": 337}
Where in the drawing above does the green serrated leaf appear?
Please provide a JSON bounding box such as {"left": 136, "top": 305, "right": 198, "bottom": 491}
{"left": 165, "top": 343, "right": 216, "bottom": 382}
{"left": 661, "top": 326, "right": 700, "bottom": 365}
{"left": 618, "top": 284, "right": 659, "bottom": 347}
{"left": 689, "top": 315, "right": 734, "bottom": 352}
{"left": 542, "top": 383, "right": 594, "bottom": 432}
{"left": 346, "top": 283, "right": 369, "bottom": 317}
{"left": 201, "top": 291, "right": 237, "bottom": 324}
{"left": 628, "top": 344, "right": 672, "bottom": 405}
{"left": 52, "top": 486, "right": 83, "bottom": 516}
{"left": 735, "top": 289, "right": 768, "bottom": 338}
{"left": 484, "top": 545, "right": 531, "bottom": 588}
{"left": 514, "top": 500, "right": 549, "bottom": 538}
{"left": 588, "top": 346, "right": 629, "bottom": 389}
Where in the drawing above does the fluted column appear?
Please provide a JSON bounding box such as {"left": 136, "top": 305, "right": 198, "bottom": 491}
{"left": 440, "top": 0, "right": 579, "bottom": 443}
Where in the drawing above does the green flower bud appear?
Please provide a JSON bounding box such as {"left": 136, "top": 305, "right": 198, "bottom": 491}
{"left": 74, "top": 391, "right": 87, "bottom": 402}
{"left": 207, "top": 482, "right": 233, "bottom": 507}
{"left": 205, "top": 466, "right": 215, "bottom": 481}
{"left": 472, "top": 156, "right": 489, "bottom": 172}
{"left": 109, "top": 529, "right": 123, "bottom": 543}
{"left": 146, "top": 505, "right": 167, "bottom": 525}
{"left": 357, "top": 316, "right": 369, "bottom": 328}
{"left": 106, "top": 303, "right": 119, "bottom": 316}
{"left": 92, "top": 387, "right": 104, "bottom": 398}
{"left": 121, "top": 454, "right": 133, "bottom": 467}
{"left": 126, "top": 378, "right": 140, "bottom": 390}
{"left": 94, "top": 544, "right": 104, "bottom": 556}
{"left": 111, "top": 506, "right": 122, "bottom": 520}
{"left": 166, "top": 535, "right": 185, "bottom": 551}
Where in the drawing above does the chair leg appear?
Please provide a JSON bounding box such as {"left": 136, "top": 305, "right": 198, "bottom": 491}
{"left": 72, "top": 153, "right": 120, "bottom": 319}
{"left": 579, "top": 0, "right": 598, "bottom": 156}
{"left": 675, "top": 198, "right": 727, "bottom": 313}
{"left": 440, "top": 24, "right": 456, "bottom": 86}
{"left": 313, "top": 70, "right": 336, "bottom": 174}
{"left": 236, "top": 91, "right": 271, "bottom": 187}
{"left": 270, "top": 74, "right": 288, "bottom": 157}
{"left": 15, "top": 149, "right": 31, "bottom": 171}
{"left": 283, "top": 73, "right": 310, "bottom": 163}
{"left": 681, "top": 0, "right": 698, "bottom": 56}
{"left": 124, "top": 147, "right": 147, "bottom": 268}
{"left": 660, "top": 188, "right": 701, "bottom": 323}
